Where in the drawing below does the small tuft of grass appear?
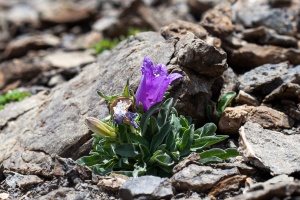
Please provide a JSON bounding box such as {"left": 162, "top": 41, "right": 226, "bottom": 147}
{"left": 0, "top": 90, "right": 31, "bottom": 110}
{"left": 93, "top": 27, "right": 146, "bottom": 54}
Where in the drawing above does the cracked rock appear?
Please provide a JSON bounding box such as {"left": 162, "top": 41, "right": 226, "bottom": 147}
{"left": 208, "top": 175, "right": 247, "bottom": 199}
{"left": 171, "top": 32, "right": 227, "bottom": 77}
{"left": 3, "top": 171, "right": 43, "bottom": 189}
{"left": 119, "top": 176, "right": 173, "bottom": 200}
{"left": 200, "top": 3, "right": 235, "bottom": 37}
{"left": 231, "top": 175, "right": 300, "bottom": 200}
{"left": 160, "top": 20, "right": 208, "bottom": 40}
{"left": 171, "top": 164, "right": 239, "bottom": 192}
{"left": 239, "top": 122, "right": 300, "bottom": 175}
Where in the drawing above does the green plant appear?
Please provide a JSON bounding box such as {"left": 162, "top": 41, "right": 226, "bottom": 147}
{"left": 206, "top": 92, "right": 236, "bottom": 123}
{"left": 93, "top": 38, "right": 119, "bottom": 54}
{"left": 77, "top": 58, "right": 238, "bottom": 177}
{"left": 0, "top": 90, "right": 31, "bottom": 110}
{"left": 78, "top": 98, "right": 238, "bottom": 177}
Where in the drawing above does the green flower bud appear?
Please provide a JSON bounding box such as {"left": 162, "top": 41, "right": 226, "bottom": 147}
{"left": 85, "top": 117, "right": 117, "bottom": 138}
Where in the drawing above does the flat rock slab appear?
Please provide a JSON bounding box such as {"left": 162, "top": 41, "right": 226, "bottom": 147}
{"left": 238, "top": 62, "right": 289, "bottom": 94}
{"left": 230, "top": 175, "right": 300, "bottom": 200}
{"left": 171, "top": 164, "right": 239, "bottom": 192}
{"left": 119, "top": 176, "right": 173, "bottom": 200}
{"left": 239, "top": 122, "right": 300, "bottom": 175}
{"left": 228, "top": 43, "right": 300, "bottom": 70}
{"left": 4, "top": 171, "right": 43, "bottom": 189}
{"left": 43, "top": 51, "right": 95, "bottom": 69}
{"left": 219, "top": 105, "right": 293, "bottom": 134}
{"left": 2, "top": 34, "right": 60, "bottom": 60}
{"left": 0, "top": 32, "right": 173, "bottom": 168}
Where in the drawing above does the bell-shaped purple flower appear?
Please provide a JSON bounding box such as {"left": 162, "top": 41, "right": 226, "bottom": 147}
{"left": 135, "top": 57, "right": 183, "bottom": 111}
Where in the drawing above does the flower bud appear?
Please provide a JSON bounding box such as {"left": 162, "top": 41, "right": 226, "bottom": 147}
{"left": 85, "top": 117, "right": 117, "bottom": 138}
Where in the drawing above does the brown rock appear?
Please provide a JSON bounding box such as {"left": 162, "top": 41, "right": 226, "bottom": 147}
{"left": 160, "top": 20, "right": 208, "bottom": 40}
{"left": 4, "top": 171, "right": 43, "bottom": 189}
{"left": 230, "top": 174, "right": 300, "bottom": 200}
{"left": 219, "top": 105, "right": 293, "bottom": 134}
{"left": 228, "top": 43, "right": 300, "bottom": 70}
{"left": 200, "top": 3, "right": 235, "bottom": 37}
{"left": 0, "top": 59, "right": 43, "bottom": 90}
{"left": 2, "top": 34, "right": 60, "bottom": 60}
{"left": 242, "top": 26, "right": 298, "bottom": 47}
{"left": 39, "top": 2, "right": 93, "bottom": 24}
{"left": 98, "top": 173, "right": 128, "bottom": 191}
{"left": 208, "top": 175, "right": 247, "bottom": 199}
{"left": 263, "top": 83, "right": 300, "bottom": 103}
{"left": 171, "top": 32, "right": 227, "bottom": 77}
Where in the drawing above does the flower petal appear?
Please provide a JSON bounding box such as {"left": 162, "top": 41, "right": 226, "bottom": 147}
{"left": 135, "top": 57, "right": 183, "bottom": 111}
{"left": 125, "top": 111, "right": 139, "bottom": 129}
{"left": 168, "top": 73, "right": 183, "bottom": 84}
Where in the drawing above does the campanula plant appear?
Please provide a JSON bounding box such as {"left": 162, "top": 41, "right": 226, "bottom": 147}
{"left": 77, "top": 57, "right": 238, "bottom": 177}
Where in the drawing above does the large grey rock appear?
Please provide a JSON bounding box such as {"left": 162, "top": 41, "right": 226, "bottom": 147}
{"left": 0, "top": 31, "right": 227, "bottom": 172}
{"left": 239, "top": 122, "right": 300, "bottom": 175}
{"left": 119, "top": 176, "right": 173, "bottom": 200}
{"left": 171, "top": 164, "right": 239, "bottom": 192}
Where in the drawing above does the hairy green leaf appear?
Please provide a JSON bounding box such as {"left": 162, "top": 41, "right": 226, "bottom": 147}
{"left": 217, "top": 92, "right": 236, "bottom": 114}
{"left": 150, "top": 122, "right": 171, "bottom": 153}
{"left": 179, "top": 125, "right": 194, "bottom": 156}
{"left": 122, "top": 79, "right": 130, "bottom": 97}
{"left": 155, "top": 154, "right": 174, "bottom": 167}
{"left": 140, "top": 102, "right": 162, "bottom": 136}
{"left": 115, "top": 144, "right": 139, "bottom": 157}
{"left": 197, "top": 123, "right": 217, "bottom": 137}
{"left": 157, "top": 98, "right": 173, "bottom": 127}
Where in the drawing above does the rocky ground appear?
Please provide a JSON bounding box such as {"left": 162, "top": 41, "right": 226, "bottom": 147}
{"left": 0, "top": 0, "right": 300, "bottom": 199}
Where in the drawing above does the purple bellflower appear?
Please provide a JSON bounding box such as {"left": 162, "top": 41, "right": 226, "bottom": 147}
{"left": 135, "top": 57, "right": 183, "bottom": 111}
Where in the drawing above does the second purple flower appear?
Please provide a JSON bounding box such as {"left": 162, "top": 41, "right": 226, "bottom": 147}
{"left": 135, "top": 57, "right": 183, "bottom": 111}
